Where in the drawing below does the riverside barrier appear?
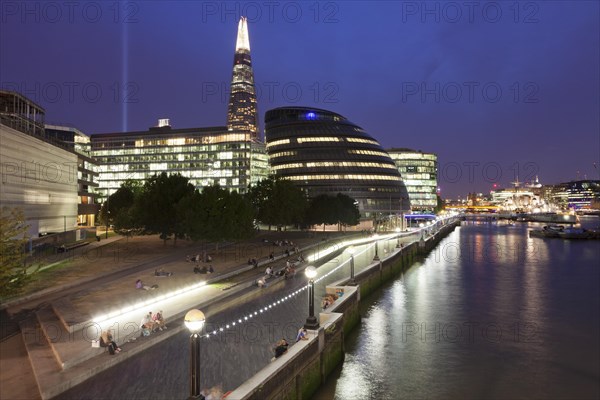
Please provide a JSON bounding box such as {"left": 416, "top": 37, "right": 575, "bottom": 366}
{"left": 226, "top": 220, "right": 461, "bottom": 400}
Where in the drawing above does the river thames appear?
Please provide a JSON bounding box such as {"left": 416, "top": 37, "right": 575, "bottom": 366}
{"left": 316, "top": 217, "right": 600, "bottom": 399}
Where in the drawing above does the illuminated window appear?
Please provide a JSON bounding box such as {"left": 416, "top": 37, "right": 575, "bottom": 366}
{"left": 266, "top": 139, "right": 290, "bottom": 148}
{"left": 348, "top": 149, "right": 388, "bottom": 157}
{"left": 346, "top": 137, "right": 379, "bottom": 145}
{"left": 297, "top": 137, "right": 341, "bottom": 143}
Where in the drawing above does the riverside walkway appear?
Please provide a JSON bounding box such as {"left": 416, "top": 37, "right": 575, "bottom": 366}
{"left": 0, "top": 219, "right": 455, "bottom": 400}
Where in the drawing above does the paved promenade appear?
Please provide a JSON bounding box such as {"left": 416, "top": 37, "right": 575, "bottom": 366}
{"left": 0, "top": 230, "right": 357, "bottom": 400}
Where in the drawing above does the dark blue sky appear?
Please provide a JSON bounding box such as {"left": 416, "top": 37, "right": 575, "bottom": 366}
{"left": 1, "top": 1, "right": 598, "bottom": 197}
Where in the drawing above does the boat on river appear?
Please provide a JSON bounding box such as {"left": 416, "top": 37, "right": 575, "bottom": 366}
{"left": 529, "top": 225, "right": 600, "bottom": 239}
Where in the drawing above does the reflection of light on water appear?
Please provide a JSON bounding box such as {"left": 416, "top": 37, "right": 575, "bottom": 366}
{"left": 364, "top": 305, "right": 388, "bottom": 370}
{"left": 334, "top": 353, "right": 374, "bottom": 399}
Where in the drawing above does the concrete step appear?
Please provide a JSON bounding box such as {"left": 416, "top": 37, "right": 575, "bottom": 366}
{"left": 51, "top": 297, "right": 91, "bottom": 334}
{"left": 19, "top": 316, "right": 61, "bottom": 399}
{"left": 36, "top": 306, "right": 105, "bottom": 370}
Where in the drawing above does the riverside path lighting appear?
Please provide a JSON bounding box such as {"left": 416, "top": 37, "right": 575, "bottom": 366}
{"left": 185, "top": 309, "right": 206, "bottom": 400}
{"left": 304, "top": 266, "right": 319, "bottom": 330}
{"left": 348, "top": 247, "right": 356, "bottom": 286}
{"left": 373, "top": 234, "right": 380, "bottom": 261}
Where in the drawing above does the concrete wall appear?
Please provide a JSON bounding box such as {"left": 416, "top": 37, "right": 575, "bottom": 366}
{"left": 1, "top": 123, "right": 78, "bottom": 236}
{"left": 227, "top": 221, "right": 460, "bottom": 400}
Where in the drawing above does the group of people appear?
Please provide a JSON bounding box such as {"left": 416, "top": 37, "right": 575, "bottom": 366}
{"left": 186, "top": 253, "right": 212, "bottom": 264}
{"left": 140, "top": 310, "right": 167, "bottom": 336}
{"left": 271, "top": 328, "right": 309, "bottom": 361}
{"left": 257, "top": 263, "right": 298, "bottom": 287}
{"left": 321, "top": 293, "right": 339, "bottom": 309}
{"left": 194, "top": 265, "right": 214, "bottom": 274}
{"left": 270, "top": 239, "right": 295, "bottom": 247}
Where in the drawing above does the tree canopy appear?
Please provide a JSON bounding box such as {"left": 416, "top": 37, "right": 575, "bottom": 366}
{"left": 136, "top": 172, "right": 196, "bottom": 244}
{"left": 100, "top": 180, "right": 142, "bottom": 232}
{"left": 178, "top": 184, "right": 256, "bottom": 243}
{"left": 306, "top": 193, "right": 360, "bottom": 230}
{"left": 247, "top": 176, "right": 307, "bottom": 230}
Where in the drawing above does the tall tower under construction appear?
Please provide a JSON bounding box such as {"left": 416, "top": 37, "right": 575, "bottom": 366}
{"left": 227, "top": 16, "right": 259, "bottom": 140}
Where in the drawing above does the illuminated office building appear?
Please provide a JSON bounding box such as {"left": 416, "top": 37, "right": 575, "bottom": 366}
{"left": 44, "top": 124, "right": 99, "bottom": 227}
{"left": 227, "top": 16, "right": 259, "bottom": 139}
{"left": 545, "top": 180, "right": 600, "bottom": 211}
{"left": 265, "top": 107, "right": 410, "bottom": 223}
{"left": 387, "top": 148, "right": 438, "bottom": 212}
{"left": 91, "top": 120, "right": 268, "bottom": 198}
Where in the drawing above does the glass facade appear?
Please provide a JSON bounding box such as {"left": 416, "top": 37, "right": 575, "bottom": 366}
{"left": 265, "top": 107, "right": 410, "bottom": 221}
{"left": 90, "top": 124, "right": 268, "bottom": 199}
{"left": 45, "top": 125, "right": 99, "bottom": 227}
{"left": 387, "top": 148, "right": 438, "bottom": 212}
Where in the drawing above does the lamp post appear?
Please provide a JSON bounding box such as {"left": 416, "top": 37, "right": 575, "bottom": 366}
{"left": 304, "top": 266, "right": 319, "bottom": 330}
{"left": 105, "top": 192, "right": 110, "bottom": 239}
{"left": 184, "top": 309, "right": 206, "bottom": 400}
{"left": 373, "top": 234, "right": 380, "bottom": 261}
{"left": 395, "top": 228, "right": 401, "bottom": 248}
{"left": 348, "top": 247, "right": 356, "bottom": 285}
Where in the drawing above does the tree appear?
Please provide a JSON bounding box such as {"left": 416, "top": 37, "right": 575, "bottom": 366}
{"left": 305, "top": 193, "right": 360, "bottom": 230}
{"left": 435, "top": 194, "right": 445, "bottom": 214}
{"left": 0, "top": 207, "right": 36, "bottom": 298}
{"left": 177, "top": 184, "right": 256, "bottom": 246}
{"left": 137, "top": 173, "right": 196, "bottom": 245}
{"left": 334, "top": 193, "right": 361, "bottom": 228}
{"left": 247, "top": 176, "right": 307, "bottom": 230}
{"left": 99, "top": 180, "right": 142, "bottom": 232}
{"left": 306, "top": 194, "right": 338, "bottom": 229}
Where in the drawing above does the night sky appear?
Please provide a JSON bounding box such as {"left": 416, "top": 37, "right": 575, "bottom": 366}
{"left": 1, "top": 1, "right": 598, "bottom": 197}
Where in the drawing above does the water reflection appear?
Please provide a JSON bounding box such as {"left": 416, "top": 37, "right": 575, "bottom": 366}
{"left": 320, "top": 221, "right": 600, "bottom": 400}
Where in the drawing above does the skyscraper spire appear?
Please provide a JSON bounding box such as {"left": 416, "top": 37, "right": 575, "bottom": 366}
{"left": 227, "top": 16, "right": 259, "bottom": 139}
{"left": 235, "top": 17, "right": 250, "bottom": 52}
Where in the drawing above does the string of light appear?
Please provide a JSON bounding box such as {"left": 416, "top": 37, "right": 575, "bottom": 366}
{"left": 200, "top": 241, "right": 381, "bottom": 340}
{"left": 198, "top": 215, "right": 459, "bottom": 340}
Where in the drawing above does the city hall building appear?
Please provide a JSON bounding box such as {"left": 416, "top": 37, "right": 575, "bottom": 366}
{"left": 265, "top": 106, "right": 410, "bottom": 226}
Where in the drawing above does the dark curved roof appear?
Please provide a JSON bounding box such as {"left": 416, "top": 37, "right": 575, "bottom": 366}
{"left": 265, "top": 107, "right": 410, "bottom": 217}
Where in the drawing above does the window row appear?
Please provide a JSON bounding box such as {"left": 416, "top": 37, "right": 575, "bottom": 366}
{"left": 286, "top": 174, "right": 401, "bottom": 182}
{"left": 272, "top": 161, "right": 398, "bottom": 170}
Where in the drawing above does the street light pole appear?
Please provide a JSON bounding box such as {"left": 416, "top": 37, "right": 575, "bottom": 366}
{"left": 348, "top": 247, "right": 356, "bottom": 285}
{"left": 304, "top": 266, "right": 319, "bottom": 330}
{"left": 184, "top": 309, "right": 206, "bottom": 400}
{"left": 105, "top": 193, "right": 110, "bottom": 239}
{"left": 373, "top": 234, "right": 380, "bottom": 261}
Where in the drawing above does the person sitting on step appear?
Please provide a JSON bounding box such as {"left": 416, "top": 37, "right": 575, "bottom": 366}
{"left": 101, "top": 330, "right": 121, "bottom": 354}
{"left": 152, "top": 310, "right": 167, "bottom": 331}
